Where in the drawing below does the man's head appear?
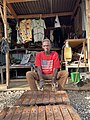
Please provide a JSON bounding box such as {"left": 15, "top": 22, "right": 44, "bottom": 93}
{"left": 42, "top": 39, "right": 51, "bottom": 54}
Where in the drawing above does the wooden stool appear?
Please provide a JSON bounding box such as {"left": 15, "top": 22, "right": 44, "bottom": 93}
{"left": 36, "top": 80, "right": 58, "bottom": 91}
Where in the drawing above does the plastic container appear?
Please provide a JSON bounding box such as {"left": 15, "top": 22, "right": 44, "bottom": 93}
{"left": 71, "top": 72, "right": 80, "bottom": 82}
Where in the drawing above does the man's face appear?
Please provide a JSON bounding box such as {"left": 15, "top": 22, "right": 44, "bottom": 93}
{"left": 42, "top": 41, "right": 51, "bottom": 53}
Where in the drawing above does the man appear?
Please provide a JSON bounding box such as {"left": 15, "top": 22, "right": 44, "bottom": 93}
{"left": 26, "top": 39, "right": 68, "bottom": 90}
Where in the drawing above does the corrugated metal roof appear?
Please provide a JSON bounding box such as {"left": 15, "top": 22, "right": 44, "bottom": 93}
{"left": 11, "top": 0, "right": 77, "bottom": 15}
{"left": 6, "top": 0, "right": 78, "bottom": 26}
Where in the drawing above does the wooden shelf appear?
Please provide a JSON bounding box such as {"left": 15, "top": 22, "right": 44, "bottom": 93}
{"left": 64, "top": 39, "right": 87, "bottom": 73}
{"left": 65, "top": 39, "right": 86, "bottom": 48}
{"left": 10, "top": 47, "right": 61, "bottom": 52}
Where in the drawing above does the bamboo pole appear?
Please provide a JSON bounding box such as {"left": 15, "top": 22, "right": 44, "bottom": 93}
{"left": 3, "top": 0, "right": 10, "bottom": 88}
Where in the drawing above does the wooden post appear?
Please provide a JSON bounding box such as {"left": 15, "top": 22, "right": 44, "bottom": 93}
{"left": 83, "top": 41, "right": 86, "bottom": 64}
{"left": 3, "top": 0, "right": 10, "bottom": 88}
{"left": 86, "top": 0, "right": 90, "bottom": 71}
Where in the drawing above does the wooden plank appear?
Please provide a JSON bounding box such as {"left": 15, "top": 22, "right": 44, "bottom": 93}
{"left": 52, "top": 105, "right": 63, "bottom": 120}
{"left": 29, "top": 91, "right": 37, "bottom": 105}
{"left": 46, "top": 105, "right": 54, "bottom": 120}
{"left": 7, "top": 3, "right": 17, "bottom": 19}
{"left": 11, "top": 107, "right": 23, "bottom": 120}
{"left": 15, "top": 91, "right": 28, "bottom": 106}
{"left": 20, "top": 107, "right": 31, "bottom": 120}
{"left": 0, "top": 105, "right": 81, "bottom": 120}
{"left": 55, "top": 91, "right": 63, "bottom": 104}
{"left": 0, "top": 107, "right": 9, "bottom": 120}
{"left": 22, "top": 91, "right": 33, "bottom": 105}
{"left": 7, "top": 0, "right": 37, "bottom": 3}
{"left": 36, "top": 91, "right": 43, "bottom": 105}
{"left": 61, "top": 92, "right": 70, "bottom": 104}
{"left": 43, "top": 91, "right": 50, "bottom": 105}
{"left": 49, "top": 91, "right": 56, "bottom": 104}
{"left": 65, "top": 39, "right": 86, "bottom": 48}
{"left": 4, "top": 107, "right": 16, "bottom": 120}
{"left": 30, "top": 106, "right": 38, "bottom": 120}
{"left": 15, "top": 90, "right": 70, "bottom": 106}
{"left": 38, "top": 106, "right": 46, "bottom": 120}
{"left": 67, "top": 105, "right": 81, "bottom": 120}
{"left": 17, "top": 12, "right": 73, "bottom": 19}
{"left": 59, "top": 105, "right": 72, "bottom": 120}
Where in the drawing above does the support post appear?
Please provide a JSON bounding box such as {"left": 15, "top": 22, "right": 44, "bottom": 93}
{"left": 86, "top": 0, "right": 90, "bottom": 71}
{"left": 3, "top": 0, "right": 10, "bottom": 88}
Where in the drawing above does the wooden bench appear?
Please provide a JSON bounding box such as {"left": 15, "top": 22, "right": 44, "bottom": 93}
{"left": 15, "top": 90, "right": 70, "bottom": 106}
{"left": 0, "top": 105, "right": 81, "bottom": 120}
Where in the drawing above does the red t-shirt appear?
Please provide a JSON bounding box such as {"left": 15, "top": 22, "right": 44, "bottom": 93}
{"left": 35, "top": 51, "right": 60, "bottom": 74}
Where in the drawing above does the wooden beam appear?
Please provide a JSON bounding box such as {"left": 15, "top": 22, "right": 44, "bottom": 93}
{"left": 7, "top": 3, "right": 17, "bottom": 19}
{"left": 88, "top": 12, "right": 90, "bottom": 17}
{"left": 0, "top": 5, "right": 5, "bottom": 24}
{"left": 72, "top": 0, "right": 80, "bottom": 19}
{"left": 0, "top": 12, "right": 73, "bottom": 19}
{"left": 0, "top": 14, "right": 14, "bottom": 18}
{"left": 7, "top": 0, "right": 37, "bottom": 3}
{"left": 3, "top": 0, "right": 10, "bottom": 88}
{"left": 86, "top": 0, "right": 90, "bottom": 72}
{"left": 17, "top": 12, "right": 73, "bottom": 19}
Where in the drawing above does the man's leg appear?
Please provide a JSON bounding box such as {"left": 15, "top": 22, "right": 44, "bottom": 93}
{"left": 57, "top": 70, "right": 68, "bottom": 90}
{"left": 26, "top": 71, "right": 38, "bottom": 90}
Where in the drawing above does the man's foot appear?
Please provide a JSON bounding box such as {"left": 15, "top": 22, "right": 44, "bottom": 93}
{"left": 52, "top": 82, "right": 56, "bottom": 91}
{"left": 52, "top": 82, "right": 58, "bottom": 91}
{"left": 56, "top": 84, "right": 64, "bottom": 91}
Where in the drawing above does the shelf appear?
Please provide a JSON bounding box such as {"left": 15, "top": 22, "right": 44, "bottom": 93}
{"left": 10, "top": 47, "right": 61, "bottom": 52}
{"left": 66, "top": 63, "right": 89, "bottom": 68}
{"left": 65, "top": 39, "right": 86, "bottom": 48}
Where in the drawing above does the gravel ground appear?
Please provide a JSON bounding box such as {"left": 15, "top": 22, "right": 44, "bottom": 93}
{"left": 67, "top": 91, "right": 90, "bottom": 120}
{"left": 0, "top": 90, "right": 90, "bottom": 120}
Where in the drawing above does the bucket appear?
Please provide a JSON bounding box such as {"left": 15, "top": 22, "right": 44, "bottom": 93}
{"left": 71, "top": 72, "right": 80, "bottom": 82}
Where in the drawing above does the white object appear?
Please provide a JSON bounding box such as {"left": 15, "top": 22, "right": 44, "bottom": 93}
{"left": 54, "top": 15, "right": 61, "bottom": 28}
{"left": 20, "top": 54, "right": 31, "bottom": 65}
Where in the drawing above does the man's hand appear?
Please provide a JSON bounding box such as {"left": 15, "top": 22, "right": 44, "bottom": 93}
{"left": 52, "top": 77, "right": 56, "bottom": 91}
{"left": 39, "top": 79, "right": 44, "bottom": 89}
{"left": 52, "top": 77, "right": 58, "bottom": 91}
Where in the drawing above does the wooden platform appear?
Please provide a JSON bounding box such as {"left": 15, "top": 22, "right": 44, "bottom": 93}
{"left": 0, "top": 90, "right": 81, "bottom": 120}
{"left": 15, "top": 90, "right": 70, "bottom": 106}
{"left": 0, "top": 105, "right": 81, "bottom": 120}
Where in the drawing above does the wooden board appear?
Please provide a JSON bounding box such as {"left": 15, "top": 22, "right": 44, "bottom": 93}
{"left": 15, "top": 90, "right": 70, "bottom": 106}
{"left": 0, "top": 105, "right": 81, "bottom": 120}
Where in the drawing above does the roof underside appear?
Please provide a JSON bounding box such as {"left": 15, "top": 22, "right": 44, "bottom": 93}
{"left": 0, "top": 0, "right": 80, "bottom": 26}
{"left": 11, "top": 0, "right": 77, "bottom": 15}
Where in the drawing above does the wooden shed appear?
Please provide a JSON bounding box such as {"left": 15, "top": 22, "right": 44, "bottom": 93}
{"left": 0, "top": 0, "right": 90, "bottom": 89}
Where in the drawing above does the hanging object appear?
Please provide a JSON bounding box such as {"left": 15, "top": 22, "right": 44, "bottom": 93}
{"left": 64, "top": 41, "right": 72, "bottom": 61}
{"left": 54, "top": 15, "right": 61, "bottom": 28}
{"left": 1, "top": 37, "right": 9, "bottom": 54}
{"left": 16, "top": 22, "right": 22, "bottom": 44}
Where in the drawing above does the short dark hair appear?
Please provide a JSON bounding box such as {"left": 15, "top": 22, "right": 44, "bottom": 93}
{"left": 42, "top": 39, "right": 51, "bottom": 44}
